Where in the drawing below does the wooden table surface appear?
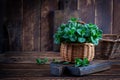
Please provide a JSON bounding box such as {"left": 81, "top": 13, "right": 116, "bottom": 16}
{"left": 0, "top": 63, "right": 120, "bottom": 80}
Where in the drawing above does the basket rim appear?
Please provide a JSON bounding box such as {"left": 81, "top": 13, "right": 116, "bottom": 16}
{"left": 102, "top": 34, "right": 120, "bottom": 42}
{"left": 103, "top": 34, "right": 120, "bottom": 36}
{"left": 61, "top": 43, "right": 94, "bottom": 46}
{"left": 101, "top": 39, "right": 120, "bottom": 42}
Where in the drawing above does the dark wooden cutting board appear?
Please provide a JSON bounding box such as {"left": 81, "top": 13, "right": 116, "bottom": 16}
{"left": 50, "top": 60, "right": 111, "bottom": 76}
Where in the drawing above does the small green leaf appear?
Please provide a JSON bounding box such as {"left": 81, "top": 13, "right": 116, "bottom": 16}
{"left": 64, "top": 27, "right": 69, "bottom": 33}
{"left": 69, "top": 29, "right": 75, "bottom": 34}
{"left": 60, "top": 24, "right": 66, "bottom": 29}
{"left": 94, "top": 40, "right": 99, "bottom": 45}
{"left": 77, "top": 29, "right": 82, "bottom": 35}
{"left": 91, "top": 36, "right": 99, "bottom": 45}
{"left": 69, "top": 35, "right": 77, "bottom": 42}
{"left": 69, "top": 17, "right": 78, "bottom": 22}
{"left": 78, "top": 37, "right": 86, "bottom": 43}
{"left": 91, "top": 29, "right": 96, "bottom": 36}
{"left": 43, "top": 58, "right": 48, "bottom": 64}
{"left": 82, "top": 58, "right": 89, "bottom": 66}
{"left": 63, "top": 61, "right": 70, "bottom": 65}
{"left": 36, "top": 58, "right": 48, "bottom": 64}
{"left": 36, "top": 58, "right": 42, "bottom": 64}
{"left": 75, "top": 58, "right": 82, "bottom": 67}
{"left": 75, "top": 58, "right": 89, "bottom": 67}
{"left": 63, "top": 34, "right": 69, "bottom": 39}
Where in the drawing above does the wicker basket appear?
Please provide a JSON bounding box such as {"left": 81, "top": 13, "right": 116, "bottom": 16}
{"left": 100, "top": 34, "right": 120, "bottom": 59}
{"left": 60, "top": 43, "right": 95, "bottom": 62}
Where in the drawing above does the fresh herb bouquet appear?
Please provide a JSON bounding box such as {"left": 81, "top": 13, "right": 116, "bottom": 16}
{"left": 54, "top": 17, "right": 102, "bottom": 45}
{"left": 54, "top": 17, "right": 103, "bottom": 62}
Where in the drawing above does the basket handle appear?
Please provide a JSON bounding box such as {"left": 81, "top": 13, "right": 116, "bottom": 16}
{"left": 77, "top": 21, "right": 86, "bottom": 25}
{"left": 102, "top": 34, "right": 120, "bottom": 42}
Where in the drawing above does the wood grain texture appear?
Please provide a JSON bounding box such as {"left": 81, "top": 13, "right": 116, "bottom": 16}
{"left": 1, "top": 0, "right": 120, "bottom": 52}
{"left": 22, "top": 0, "right": 33, "bottom": 51}
{"left": 58, "top": 0, "right": 78, "bottom": 10}
{"left": 113, "top": 0, "right": 120, "bottom": 34}
{"left": 95, "top": 0, "right": 113, "bottom": 34}
{"left": 0, "top": 52, "right": 62, "bottom": 63}
{"left": 78, "top": 0, "right": 95, "bottom": 23}
{"left": 0, "top": 76, "right": 120, "bottom": 80}
{"left": 95, "top": 42, "right": 102, "bottom": 59}
{"left": 0, "top": 64, "right": 49, "bottom": 69}
{"left": 0, "top": 52, "right": 120, "bottom": 64}
{"left": 33, "top": 0, "right": 41, "bottom": 51}
{"left": 6, "top": 0, "right": 22, "bottom": 51}
{"left": 0, "top": 64, "right": 120, "bottom": 80}
{"left": 50, "top": 60, "right": 111, "bottom": 76}
{"left": 23, "top": 0, "right": 41, "bottom": 51}
{"left": 67, "top": 60, "right": 111, "bottom": 76}
{"left": 41, "top": 0, "right": 58, "bottom": 51}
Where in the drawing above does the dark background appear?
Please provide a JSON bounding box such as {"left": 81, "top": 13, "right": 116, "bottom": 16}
{"left": 0, "top": 0, "right": 120, "bottom": 52}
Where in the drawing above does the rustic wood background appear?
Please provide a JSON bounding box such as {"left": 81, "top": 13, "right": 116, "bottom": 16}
{"left": 0, "top": 1, "right": 120, "bottom": 79}
{"left": 0, "top": 0, "right": 120, "bottom": 52}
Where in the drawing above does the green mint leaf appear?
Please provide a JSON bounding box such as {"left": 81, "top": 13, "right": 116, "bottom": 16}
{"left": 63, "top": 61, "right": 70, "bottom": 65}
{"left": 82, "top": 58, "right": 89, "bottom": 66}
{"left": 78, "top": 37, "right": 86, "bottom": 43}
{"left": 43, "top": 58, "right": 48, "bottom": 63}
{"left": 75, "top": 58, "right": 89, "bottom": 67}
{"left": 69, "top": 35, "right": 77, "bottom": 42}
{"left": 36, "top": 58, "right": 42, "bottom": 64}
{"left": 36, "top": 58, "right": 48, "bottom": 64}
{"left": 76, "top": 29, "right": 82, "bottom": 35}
{"left": 53, "top": 17, "right": 102, "bottom": 45}
{"left": 75, "top": 58, "right": 82, "bottom": 67}
{"left": 69, "top": 17, "right": 78, "bottom": 22}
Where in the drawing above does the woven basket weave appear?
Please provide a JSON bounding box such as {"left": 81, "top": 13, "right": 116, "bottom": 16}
{"left": 100, "top": 34, "right": 120, "bottom": 59}
{"left": 60, "top": 43, "right": 94, "bottom": 62}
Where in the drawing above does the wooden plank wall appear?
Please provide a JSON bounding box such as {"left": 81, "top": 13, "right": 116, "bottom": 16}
{"left": 1, "top": 0, "right": 120, "bottom": 52}
{"left": 0, "top": 0, "right": 8, "bottom": 52}
{"left": 95, "top": 0, "right": 113, "bottom": 34}
{"left": 41, "top": 0, "right": 58, "bottom": 51}
{"left": 6, "top": 0, "right": 23, "bottom": 51}
{"left": 22, "top": 0, "right": 41, "bottom": 51}
{"left": 113, "top": 0, "right": 120, "bottom": 34}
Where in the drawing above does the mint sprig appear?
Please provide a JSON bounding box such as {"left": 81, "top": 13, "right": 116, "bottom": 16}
{"left": 54, "top": 17, "right": 102, "bottom": 45}
{"left": 36, "top": 58, "right": 48, "bottom": 64}
{"left": 75, "top": 58, "right": 89, "bottom": 67}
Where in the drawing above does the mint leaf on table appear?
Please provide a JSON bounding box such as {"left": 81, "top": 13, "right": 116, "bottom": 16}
{"left": 36, "top": 58, "right": 48, "bottom": 64}
{"left": 75, "top": 58, "right": 89, "bottom": 67}
{"left": 82, "top": 58, "right": 89, "bottom": 66}
{"left": 63, "top": 61, "right": 70, "bottom": 65}
{"left": 75, "top": 58, "right": 82, "bottom": 67}
{"left": 42, "top": 58, "right": 48, "bottom": 64}
{"left": 36, "top": 58, "right": 42, "bottom": 64}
